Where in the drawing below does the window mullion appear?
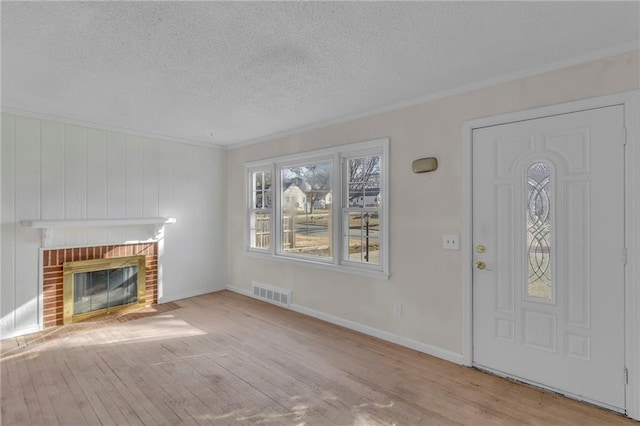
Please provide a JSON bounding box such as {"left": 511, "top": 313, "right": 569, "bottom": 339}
{"left": 333, "top": 154, "right": 342, "bottom": 265}
{"left": 274, "top": 163, "right": 282, "bottom": 256}
{"left": 341, "top": 155, "right": 349, "bottom": 265}
{"left": 267, "top": 164, "right": 274, "bottom": 255}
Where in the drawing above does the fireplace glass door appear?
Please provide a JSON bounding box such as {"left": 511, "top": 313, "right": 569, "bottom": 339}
{"left": 63, "top": 255, "right": 146, "bottom": 324}
{"left": 73, "top": 266, "right": 139, "bottom": 314}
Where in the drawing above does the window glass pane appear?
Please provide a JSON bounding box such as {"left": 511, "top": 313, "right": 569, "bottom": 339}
{"left": 253, "top": 171, "right": 272, "bottom": 208}
{"left": 527, "top": 162, "right": 552, "bottom": 300}
{"left": 281, "top": 162, "right": 332, "bottom": 258}
{"left": 345, "top": 211, "right": 380, "bottom": 264}
{"left": 255, "top": 190, "right": 272, "bottom": 209}
{"left": 346, "top": 155, "right": 381, "bottom": 207}
{"left": 250, "top": 170, "right": 272, "bottom": 250}
{"left": 263, "top": 189, "right": 272, "bottom": 209}
{"left": 250, "top": 212, "right": 271, "bottom": 249}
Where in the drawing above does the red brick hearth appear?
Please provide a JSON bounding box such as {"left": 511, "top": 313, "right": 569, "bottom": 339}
{"left": 42, "top": 243, "right": 158, "bottom": 327}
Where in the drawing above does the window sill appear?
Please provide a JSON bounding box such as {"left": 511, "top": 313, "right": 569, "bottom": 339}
{"left": 244, "top": 250, "right": 390, "bottom": 280}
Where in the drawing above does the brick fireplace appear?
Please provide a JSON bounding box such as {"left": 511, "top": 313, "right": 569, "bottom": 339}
{"left": 42, "top": 243, "right": 158, "bottom": 327}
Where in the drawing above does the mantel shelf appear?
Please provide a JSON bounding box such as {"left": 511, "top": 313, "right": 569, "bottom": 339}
{"left": 21, "top": 217, "right": 176, "bottom": 247}
{"left": 22, "top": 217, "right": 176, "bottom": 229}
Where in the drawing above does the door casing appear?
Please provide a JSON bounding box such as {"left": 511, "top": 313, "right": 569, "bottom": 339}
{"left": 462, "top": 90, "right": 640, "bottom": 420}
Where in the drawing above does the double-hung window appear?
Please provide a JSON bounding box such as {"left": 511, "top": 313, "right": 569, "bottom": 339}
{"left": 342, "top": 153, "right": 382, "bottom": 268}
{"left": 246, "top": 138, "right": 388, "bottom": 278}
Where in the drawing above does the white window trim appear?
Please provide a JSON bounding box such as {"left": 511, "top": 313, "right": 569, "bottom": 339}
{"left": 245, "top": 138, "right": 389, "bottom": 279}
{"left": 341, "top": 146, "right": 386, "bottom": 271}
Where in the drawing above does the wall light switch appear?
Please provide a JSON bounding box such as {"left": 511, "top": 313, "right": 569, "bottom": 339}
{"left": 442, "top": 234, "right": 459, "bottom": 250}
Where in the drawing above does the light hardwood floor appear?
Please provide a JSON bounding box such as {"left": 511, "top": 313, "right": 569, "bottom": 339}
{"left": 1, "top": 290, "right": 635, "bottom": 425}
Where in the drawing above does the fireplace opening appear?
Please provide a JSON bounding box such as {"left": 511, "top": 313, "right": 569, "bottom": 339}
{"left": 63, "top": 255, "right": 147, "bottom": 324}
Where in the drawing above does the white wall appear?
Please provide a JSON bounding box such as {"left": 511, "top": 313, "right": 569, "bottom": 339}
{"left": 226, "top": 50, "right": 640, "bottom": 360}
{"left": 1, "top": 114, "right": 227, "bottom": 336}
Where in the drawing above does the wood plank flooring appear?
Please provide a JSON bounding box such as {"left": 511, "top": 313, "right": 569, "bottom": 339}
{"left": 1, "top": 290, "right": 635, "bottom": 425}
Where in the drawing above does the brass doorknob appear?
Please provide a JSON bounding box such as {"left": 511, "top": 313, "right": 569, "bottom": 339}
{"left": 475, "top": 261, "right": 487, "bottom": 270}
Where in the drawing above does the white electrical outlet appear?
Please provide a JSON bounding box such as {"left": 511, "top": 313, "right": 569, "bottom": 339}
{"left": 442, "top": 234, "right": 459, "bottom": 250}
{"left": 393, "top": 303, "right": 402, "bottom": 317}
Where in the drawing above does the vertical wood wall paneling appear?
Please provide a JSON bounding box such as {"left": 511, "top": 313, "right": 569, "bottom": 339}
{"left": 163, "top": 141, "right": 190, "bottom": 302}
{"left": 63, "top": 125, "right": 88, "bottom": 246}
{"left": 1, "top": 114, "right": 16, "bottom": 332}
{"left": 123, "top": 135, "right": 149, "bottom": 242}
{"left": 141, "top": 138, "right": 159, "bottom": 218}
{"left": 125, "top": 134, "right": 143, "bottom": 218}
{"left": 106, "top": 132, "right": 126, "bottom": 242}
{"left": 13, "top": 116, "right": 42, "bottom": 331}
{"left": 86, "top": 128, "right": 108, "bottom": 244}
{"left": 187, "top": 146, "right": 225, "bottom": 290}
{"left": 158, "top": 140, "right": 175, "bottom": 218}
{"left": 158, "top": 143, "right": 227, "bottom": 301}
{"left": 157, "top": 140, "right": 176, "bottom": 301}
{"left": 40, "top": 121, "right": 66, "bottom": 247}
{"left": 40, "top": 121, "right": 65, "bottom": 220}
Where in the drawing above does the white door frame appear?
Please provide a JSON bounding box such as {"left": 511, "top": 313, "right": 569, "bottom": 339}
{"left": 462, "top": 90, "right": 640, "bottom": 420}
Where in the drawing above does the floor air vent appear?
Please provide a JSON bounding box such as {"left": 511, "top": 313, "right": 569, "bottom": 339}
{"left": 252, "top": 282, "right": 292, "bottom": 307}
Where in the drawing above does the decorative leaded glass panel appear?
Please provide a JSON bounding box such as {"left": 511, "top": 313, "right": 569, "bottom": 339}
{"left": 527, "top": 162, "right": 552, "bottom": 300}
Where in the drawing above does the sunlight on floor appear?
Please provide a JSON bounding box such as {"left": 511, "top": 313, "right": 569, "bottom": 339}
{"left": 59, "top": 315, "right": 207, "bottom": 348}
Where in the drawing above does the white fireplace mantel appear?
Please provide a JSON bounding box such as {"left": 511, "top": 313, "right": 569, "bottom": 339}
{"left": 21, "top": 217, "right": 177, "bottom": 246}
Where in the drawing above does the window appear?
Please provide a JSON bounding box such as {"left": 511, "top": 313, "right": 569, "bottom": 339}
{"left": 343, "top": 154, "right": 381, "bottom": 266}
{"left": 281, "top": 161, "right": 333, "bottom": 259}
{"left": 246, "top": 138, "right": 389, "bottom": 278}
{"left": 249, "top": 169, "right": 272, "bottom": 250}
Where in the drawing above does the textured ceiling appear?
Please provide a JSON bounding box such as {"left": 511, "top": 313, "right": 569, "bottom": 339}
{"left": 2, "top": 2, "right": 639, "bottom": 147}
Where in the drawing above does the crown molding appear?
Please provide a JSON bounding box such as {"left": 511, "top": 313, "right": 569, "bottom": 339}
{"left": 228, "top": 42, "right": 639, "bottom": 150}
{"left": 0, "top": 106, "right": 226, "bottom": 150}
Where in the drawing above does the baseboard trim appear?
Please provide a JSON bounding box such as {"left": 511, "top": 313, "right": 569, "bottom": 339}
{"left": 225, "top": 284, "right": 463, "bottom": 365}
{"left": 159, "top": 286, "right": 223, "bottom": 304}
{"left": 226, "top": 284, "right": 253, "bottom": 297}
{"left": 1, "top": 324, "right": 42, "bottom": 340}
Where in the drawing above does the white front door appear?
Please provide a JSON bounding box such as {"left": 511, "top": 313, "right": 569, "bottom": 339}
{"left": 472, "top": 105, "right": 626, "bottom": 411}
